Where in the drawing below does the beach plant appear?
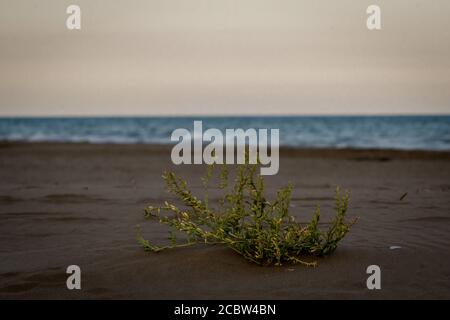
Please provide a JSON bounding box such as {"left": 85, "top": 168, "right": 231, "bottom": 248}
{"left": 138, "top": 160, "right": 356, "bottom": 267}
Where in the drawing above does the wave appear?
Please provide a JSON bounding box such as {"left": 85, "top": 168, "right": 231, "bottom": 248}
{"left": 0, "top": 116, "right": 449, "bottom": 151}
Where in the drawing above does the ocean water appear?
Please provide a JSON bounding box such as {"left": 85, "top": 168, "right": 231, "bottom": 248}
{"left": 0, "top": 116, "right": 449, "bottom": 151}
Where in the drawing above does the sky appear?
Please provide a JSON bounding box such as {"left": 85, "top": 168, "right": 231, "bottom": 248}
{"left": 0, "top": 0, "right": 449, "bottom": 116}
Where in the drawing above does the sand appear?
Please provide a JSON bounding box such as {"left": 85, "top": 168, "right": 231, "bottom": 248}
{"left": 0, "top": 142, "right": 449, "bottom": 299}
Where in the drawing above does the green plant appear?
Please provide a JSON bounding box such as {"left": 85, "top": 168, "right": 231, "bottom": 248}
{"left": 138, "top": 161, "right": 356, "bottom": 266}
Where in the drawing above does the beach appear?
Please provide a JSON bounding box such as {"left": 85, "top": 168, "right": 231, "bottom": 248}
{"left": 0, "top": 142, "right": 449, "bottom": 299}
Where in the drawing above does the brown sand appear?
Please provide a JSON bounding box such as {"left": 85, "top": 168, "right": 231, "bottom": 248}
{"left": 0, "top": 142, "right": 449, "bottom": 299}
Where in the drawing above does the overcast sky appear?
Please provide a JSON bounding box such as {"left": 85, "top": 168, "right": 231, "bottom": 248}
{"left": 0, "top": 0, "right": 449, "bottom": 116}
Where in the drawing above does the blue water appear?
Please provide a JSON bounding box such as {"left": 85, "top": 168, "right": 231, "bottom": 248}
{"left": 0, "top": 116, "right": 449, "bottom": 151}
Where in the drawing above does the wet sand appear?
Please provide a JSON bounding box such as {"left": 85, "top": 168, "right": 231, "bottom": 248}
{"left": 0, "top": 142, "right": 449, "bottom": 299}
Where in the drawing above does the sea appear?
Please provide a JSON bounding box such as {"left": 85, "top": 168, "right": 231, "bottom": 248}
{"left": 0, "top": 116, "right": 449, "bottom": 151}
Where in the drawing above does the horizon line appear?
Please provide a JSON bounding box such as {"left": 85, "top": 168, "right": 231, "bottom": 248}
{"left": 1, "top": 113, "right": 450, "bottom": 119}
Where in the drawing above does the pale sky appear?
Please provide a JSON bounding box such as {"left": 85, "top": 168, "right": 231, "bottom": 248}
{"left": 0, "top": 0, "right": 449, "bottom": 116}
